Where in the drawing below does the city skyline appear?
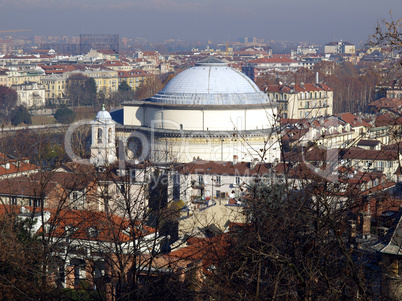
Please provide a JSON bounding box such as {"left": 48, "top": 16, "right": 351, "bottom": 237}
{"left": 0, "top": 0, "right": 401, "bottom": 44}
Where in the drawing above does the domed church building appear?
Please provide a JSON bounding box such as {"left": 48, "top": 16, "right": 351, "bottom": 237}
{"left": 116, "top": 57, "right": 280, "bottom": 163}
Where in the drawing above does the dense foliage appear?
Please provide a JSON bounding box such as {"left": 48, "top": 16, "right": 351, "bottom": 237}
{"left": 118, "top": 80, "right": 131, "bottom": 92}
{"left": 203, "top": 182, "right": 378, "bottom": 300}
{"left": 0, "top": 85, "right": 18, "bottom": 121}
{"left": 10, "top": 105, "right": 32, "bottom": 126}
{"left": 54, "top": 106, "right": 76, "bottom": 124}
{"left": 66, "top": 74, "right": 97, "bottom": 107}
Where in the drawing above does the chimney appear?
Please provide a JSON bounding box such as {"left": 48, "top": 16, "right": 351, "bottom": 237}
{"left": 349, "top": 220, "right": 356, "bottom": 241}
{"left": 316, "top": 72, "right": 319, "bottom": 84}
{"left": 358, "top": 211, "right": 371, "bottom": 238}
{"left": 233, "top": 155, "right": 238, "bottom": 165}
{"left": 250, "top": 158, "right": 259, "bottom": 169}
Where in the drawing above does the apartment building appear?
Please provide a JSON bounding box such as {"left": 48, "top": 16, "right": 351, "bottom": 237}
{"left": 242, "top": 57, "right": 304, "bottom": 80}
{"left": 324, "top": 41, "right": 356, "bottom": 54}
{"left": 117, "top": 69, "right": 153, "bottom": 92}
{"left": 40, "top": 73, "right": 69, "bottom": 104}
{"left": 65, "top": 68, "right": 119, "bottom": 96}
{"left": 5, "top": 67, "right": 45, "bottom": 86}
{"left": 264, "top": 83, "right": 333, "bottom": 119}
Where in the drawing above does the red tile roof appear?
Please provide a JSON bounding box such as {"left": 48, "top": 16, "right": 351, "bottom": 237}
{"left": 369, "top": 97, "right": 402, "bottom": 110}
{"left": 0, "top": 154, "right": 38, "bottom": 177}
{"left": 337, "top": 113, "right": 371, "bottom": 128}
{"left": 118, "top": 70, "right": 150, "bottom": 78}
{"left": 247, "top": 57, "right": 297, "bottom": 64}
{"left": 265, "top": 83, "right": 332, "bottom": 93}
{"left": 0, "top": 204, "right": 155, "bottom": 242}
{"left": 38, "top": 64, "right": 78, "bottom": 74}
{"left": 102, "top": 60, "right": 128, "bottom": 67}
{"left": 375, "top": 112, "right": 402, "bottom": 127}
{"left": 42, "top": 209, "right": 155, "bottom": 242}
{"left": 177, "top": 160, "right": 271, "bottom": 177}
{"left": 284, "top": 148, "right": 398, "bottom": 163}
{"left": 0, "top": 171, "right": 96, "bottom": 199}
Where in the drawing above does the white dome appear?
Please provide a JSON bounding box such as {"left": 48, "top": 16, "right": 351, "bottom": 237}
{"left": 150, "top": 57, "right": 269, "bottom": 105}
{"left": 95, "top": 105, "right": 112, "bottom": 123}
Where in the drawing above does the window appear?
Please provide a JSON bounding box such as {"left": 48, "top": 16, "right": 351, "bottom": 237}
{"left": 198, "top": 175, "right": 204, "bottom": 185}
{"left": 119, "top": 184, "right": 125, "bottom": 194}
{"left": 236, "top": 177, "right": 241, "bottom": 185}
{"left": 108, "top": 127, "right": 112, "bottom": 144}
{"left": 216, "top": 176, "right": 221, "bottom": 185}
{"left": 172, "top": 173, "right": 180, "bottom": 201}
{"left": 130, "top": 169, "right": 136, "bottom": 182}
{"left": 88, "top": 226, "right": 98, "bottom": 238}
{"left": 11, "top": 197, "right": 17, "bottom": 205}
{"left": 97, "top": 128, "right": 103, "bottom": 144}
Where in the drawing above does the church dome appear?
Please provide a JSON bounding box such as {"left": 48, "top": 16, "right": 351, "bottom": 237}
{"left": 95, "top": 105, "right": 112, "bottom": 123}
{"left": 150, "top": 57, "right": 269, "bottom": 105}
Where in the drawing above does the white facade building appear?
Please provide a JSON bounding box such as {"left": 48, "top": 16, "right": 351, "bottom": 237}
{"left": 12, "top": 81, "right": 46, "bottom": 108}
{"left": 117, "top": 57, "right": 280, "bottom": 164}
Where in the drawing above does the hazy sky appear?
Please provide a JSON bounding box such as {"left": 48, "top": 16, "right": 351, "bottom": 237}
{"left": 1, "top": 0, "right": 401, "bottom": 44}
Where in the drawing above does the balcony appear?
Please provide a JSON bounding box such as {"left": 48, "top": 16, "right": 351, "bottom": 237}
{"left": 191, "top": 180, "right": 205, "bottom": 189}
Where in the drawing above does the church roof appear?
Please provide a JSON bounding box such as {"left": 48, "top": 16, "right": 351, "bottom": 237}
{"left": 94, "top": 104, "right": 113, "bottom": 123}
{"left": 150, "top": 57, "right": 269, "bottom": 106}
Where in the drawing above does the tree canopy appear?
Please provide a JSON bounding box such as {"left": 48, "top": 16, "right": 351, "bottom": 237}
{"left": 54, "top": 106, "right": 76, "bottom": 124}
{"left": 10, "top": 105, "right": 32, "bottom": 126}
{"left": 118, "top": 80, "right": 131, "bottom": 92}
{"left": 66, "top": 74, "right": 97, "bottom": 107}
{"left": 0, "top": 85, "right": 18, "bottom": 120}
{"left": 134, "top": 77, "right": 164, "bottom": 100}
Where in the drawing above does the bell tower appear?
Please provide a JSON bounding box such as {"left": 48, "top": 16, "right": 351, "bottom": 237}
{"left": 90, "top": 105, "right": 117, "bottom": 166}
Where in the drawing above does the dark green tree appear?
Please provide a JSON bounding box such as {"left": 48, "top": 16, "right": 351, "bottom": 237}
{"left": 54, "top": 106, "right": 76, "bottom": 124}
{"left": 0, "top": 85, "right": 18, "bottom": 120}
{"left": 10, "top": 105, "right": 32, "bottom": 126}
{"left": 66, "top": 74, "right": 98, "bottom": 107}
{"left": 85, "top": 77, "right": 97, "bottom": 102}
{"left": 118, "top": 80, "right": 131, "bottom": 92}
{"left": 204, "top": 179, "right": 378, "bottom": 300}
{"left": 0, "top": 214, "right": 58, "bottom": 300}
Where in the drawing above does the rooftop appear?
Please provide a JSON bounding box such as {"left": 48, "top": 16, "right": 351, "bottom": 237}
{"left": 150, "top": 57, "right": 270, "bottom": 106}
